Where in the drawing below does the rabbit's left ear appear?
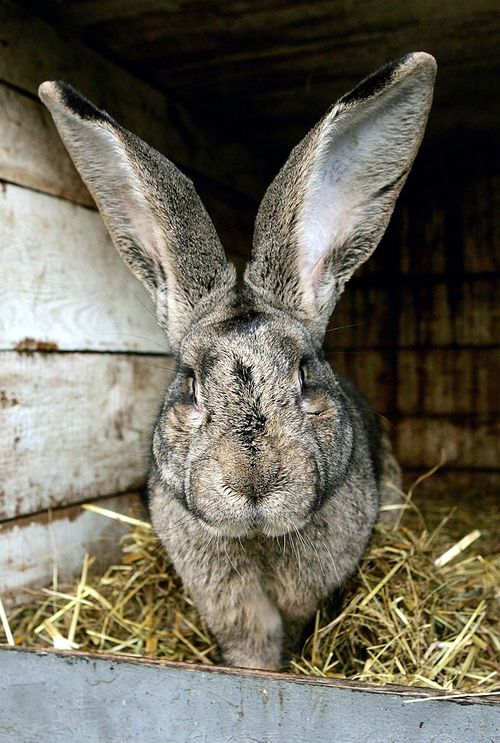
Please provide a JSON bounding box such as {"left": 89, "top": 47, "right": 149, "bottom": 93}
{"left": 245, "top": 52, "right": 436, "bottom": 343}
{"left": 39, "top": 82, "right": 236, "bottom": 350}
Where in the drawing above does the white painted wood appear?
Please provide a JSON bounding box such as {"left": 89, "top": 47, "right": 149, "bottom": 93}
{"left": 0, "top": 183, "right": 169, "bottom": 352}
{"left": 0, "top": 351, "right": 174, "bottom": 520}
{"left": 0, "top": 83, "right": 93, "bottom": 206}
{"left": 0, "top": 494, "right": 141, "bottom": 607}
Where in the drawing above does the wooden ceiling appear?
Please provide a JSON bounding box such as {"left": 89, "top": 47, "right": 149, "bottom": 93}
{"left": 18, "top": 0, "right": 500, "bottom": 191}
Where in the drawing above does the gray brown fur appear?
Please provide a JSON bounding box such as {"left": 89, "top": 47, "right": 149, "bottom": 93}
{"left": 39, "top": 52, "right": 435, "bottom": 670}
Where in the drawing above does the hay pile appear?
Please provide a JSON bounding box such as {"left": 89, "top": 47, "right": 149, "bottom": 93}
{"left": 5, "top": 512, "right": 218, "bottom": 666}
{"left": 3, "top": 481, "right": 499, "bottom": 696}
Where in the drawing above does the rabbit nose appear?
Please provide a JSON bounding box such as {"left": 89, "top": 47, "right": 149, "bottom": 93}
{"left": 223, "top": 466, "right": 280, "bottom": 502}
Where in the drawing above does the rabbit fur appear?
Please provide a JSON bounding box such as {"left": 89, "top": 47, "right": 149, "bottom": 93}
{"left": 39, "top": 52, "right": 436, "bottom": 670}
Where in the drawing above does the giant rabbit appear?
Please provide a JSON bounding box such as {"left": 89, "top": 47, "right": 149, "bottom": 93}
{"left": 40, "top": 52, "right": 436, "bottom": 670}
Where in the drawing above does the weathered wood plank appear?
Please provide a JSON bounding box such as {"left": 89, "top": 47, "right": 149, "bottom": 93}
{"left": 0, "top": 494, "right": 140, "bottom": 606}
{"left": 0, "top": 0, "right": 262, "bottom": 199}
{"left": 397, "top": 348, "right": 499, "bottom": 415}
{"left": 326, "top": 284, "right": 393, "bottom": 349}
{"left": 329, "top": 276, "right": 500, "bottom": 350}
{"left": 0, "top": 351, "right": 173, "bottom": 520}
{"left": 403, "top": 469, "right": 500, "bottom": 498}
{"left": 399, "top": 277, "right": 500, "bottom": 347}
{"left": 0, "top": 182, "right": 169, "bottom": 353}
{"left": 327, "top": 350, "right": 395, "bottom": 414}
{"left": 399, "top": 156, "right": 500, "bottom": 277}
{"left": 396, "top": 416, "right": 500, "bottom": 470}
{"left": 0, "top": 83, "right": 93, "bottom": 206}
{"left": 0, "top": 648, "right": 498, "bottom": 742}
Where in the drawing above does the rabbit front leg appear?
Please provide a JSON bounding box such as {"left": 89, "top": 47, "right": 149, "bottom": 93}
{"left": 202, "top": 575, "right": 283, "bottom": 670}
{"left": 156, "top": 504, "right": 284, "bottom": 670}
{"left": 182, "top": 551, "right": 284, "bottom": 670}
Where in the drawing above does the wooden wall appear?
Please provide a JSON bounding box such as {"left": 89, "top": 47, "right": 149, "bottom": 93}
{"left": 327, "top": 136, "right": 499, "bottom": 495}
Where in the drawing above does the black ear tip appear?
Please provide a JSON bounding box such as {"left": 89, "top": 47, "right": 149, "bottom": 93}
{"left": 340, "top": 52, "right": 437, "bottom": 106}
{"left": 340, "top": 59, "right": 400, "bottom": 105}
{"left": 39, "top": 80, "right": 109, "bottom": 122}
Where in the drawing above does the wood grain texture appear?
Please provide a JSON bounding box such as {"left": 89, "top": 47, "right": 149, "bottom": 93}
{"left": 399, "top": 277, "right": 500, "bottom": 347}
{"left": 327, "top": 350, "right": 395, "bottom": 415}
{"left": 0, "top": 83, "right": 93, "bottom": 206}
{"left": 397, "top": 348, "right": 499, "bottom": 415}
{"left": 0, "top": 0, "right": 262, "bottom": 199}
{"left": 399, "top": 153, "right": 500, "bottom": 277}
{"left": 0, "top": 182, "right": 169, "bottom": 353}
{"left": 326, "top": 284, "right": 393, "bottom": 350}
{"left": 0, "top": 494, "right": 141, "bottom": 606}
{"left": 1, "top": 648, "right": 498, "bottom": 742}
{"left": 0, "top": 351, "right": 173, "bottom": 520}
{"left": 21, "top": 0, "right": 500, "bottom": 158}
{"left": 396, "top": 416, "right": 500, "bottom": 470}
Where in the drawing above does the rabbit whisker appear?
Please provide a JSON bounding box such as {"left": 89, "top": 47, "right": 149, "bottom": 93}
{"left": 280, "top": 532, "right": 287, "bottom": 566}
{"left": 324, "top": 321, "right": 366, "bottom": 335}
{"left": 237, "top": 535, "right": 246, "bottom": 554}
{"left": 223, "top": 542, "right": 244, "bottom": 581}
{"left": 131, "top": 360, "right": 175, "bottom": 371}
{"left": 154, "top": 514, "right": 195, "bottom": 538}
{"left": 291, "top": 527, "right": 302, "bottom": 581}
{"left": 124, "top": 284, "right": 158, "bottom": 323}
{"left": 344, "top": 406, "right": 394, "bottom": 426}
{"left": 92, "top": 330, "right": 170, "bottom": 353}
{"left": 168, "top": 536, "right": 195, "bottom": 565}
{"left": 318, "top": 534, "right": 341, "bottom": 586}
{"left": 304, "top": 531, "right": 326, "bottom": 578}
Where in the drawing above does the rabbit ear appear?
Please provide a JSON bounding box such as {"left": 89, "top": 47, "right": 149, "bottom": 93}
{"left": 245, "top": 52, "right": 436, "bottom": 343}
{"left": 39, "top": 81, "right": 236, "bottom": 349}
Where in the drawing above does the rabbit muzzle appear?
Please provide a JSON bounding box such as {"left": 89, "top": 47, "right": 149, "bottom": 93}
{"left": 187, "top": 444, "right": 321, "bottom": 538}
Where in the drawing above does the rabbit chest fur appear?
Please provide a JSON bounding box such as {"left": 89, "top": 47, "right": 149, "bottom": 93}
{"left": 39, "top": 52, "right": 436, "bottom": 670}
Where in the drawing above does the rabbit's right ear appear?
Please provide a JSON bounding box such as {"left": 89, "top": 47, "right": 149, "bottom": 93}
{"left": 245, "top": 53, "right": 436, "bottom": 344}
{"left": 39, "top": 82, "right": 236, "bottom": 350}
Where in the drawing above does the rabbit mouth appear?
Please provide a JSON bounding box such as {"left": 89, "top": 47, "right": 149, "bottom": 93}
{"left": 196, "top": 513, "right": 311, "bottom": 540}
{"left": 186, "top": 455, "right": 321, "bottom": 538}
{"left": 188, "top": 485, "right": 315, "bottom": 539}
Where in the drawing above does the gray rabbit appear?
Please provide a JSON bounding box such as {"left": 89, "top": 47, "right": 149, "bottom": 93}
{"left": 39, "top": 52, "right": 436, "bottom": 670}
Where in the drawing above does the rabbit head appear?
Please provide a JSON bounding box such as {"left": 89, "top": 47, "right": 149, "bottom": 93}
{"left": 40, "top": 53, "right": 435, "bottom": 668}
{"left": 39, "top": 53, "right": 435, "bottom": 540}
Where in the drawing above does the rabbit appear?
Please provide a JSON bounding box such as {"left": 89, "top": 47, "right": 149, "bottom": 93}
{"left": 39, "top": 51, "right": 436, "bottom": 671}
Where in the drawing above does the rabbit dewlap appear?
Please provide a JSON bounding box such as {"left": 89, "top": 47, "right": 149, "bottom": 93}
{"left": 40, "top": 52, "right": 436, "bottom": 670}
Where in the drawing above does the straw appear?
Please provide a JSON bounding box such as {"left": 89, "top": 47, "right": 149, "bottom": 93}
{"left": 3, "top": 473, "right": 499, "bottom": 697}
{"left": 434, "top": 530, "right": 481, "bottom": 568}
{"left": 0, "top": 596, "right": 15, "bottom": 646}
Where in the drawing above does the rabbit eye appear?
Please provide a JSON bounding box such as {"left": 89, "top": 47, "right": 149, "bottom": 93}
{"left": 297, "top": 364, "right": 306, "bottom": 396}
{"left": 190, "top": 375, "right": 201, "bottom": 409}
